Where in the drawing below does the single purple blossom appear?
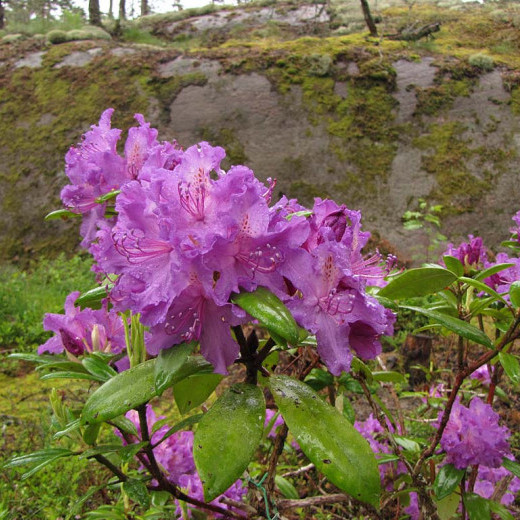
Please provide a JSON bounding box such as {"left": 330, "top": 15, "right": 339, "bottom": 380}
{"left": 38, "top": 291, "right": 126, "bottom": 358}
{"left": 440, "top": 397, "right": 511, "bottom": 469}
{"left": 442, "top": 235, "right": 488, "bottom": 272}
{"left": 483, "top": 252, "right": 520, "bottom": 297}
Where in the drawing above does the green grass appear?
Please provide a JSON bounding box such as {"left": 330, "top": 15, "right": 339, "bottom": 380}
{"left": 0, "top": 253, "right": 95, "bottom": 353}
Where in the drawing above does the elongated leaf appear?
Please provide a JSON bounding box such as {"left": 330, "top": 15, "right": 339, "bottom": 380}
{"left": 82, "top": 356, "right": 118, "bottom": 382}
{"left": 81, "top": 360, "right": 157, "bottom": 426}
{"left": 443, "top": 256, "right": 464, "bottom": 277}
{"left": 36, "top": 360, "right": 91, "bottom": 374}
{"left": 173, "top": 373, "right": 223, "bottom": 415}
{"left": 9, "top": 353, "right": 67, "bottom": 364}
{"left": 499, "top": 352, "right": 520, "bottom": 386}
{"left": 3, "top": 448, "right": 75, "bottom": 480}
{"left": 275, "top": 475, "right": 299, "bottom": 499}
{"left": 433, "top": 464, "right": 465, "bottom": 500}
{"left": 109, "top": 415, "right": 139, "bottom": 437}
{"left": 123, "top": 479, "right": 150, "bottom": 509}
{"left": 401, "top": 306, "right": 493, "bottom": 349}
{"left": 502, "top": 457, "right": 520, "bottom": 478}
{"left": 83, "top": 423, "right": 102, "bottom": 445}
{"left": 379, "top": 268, "right": 457, "bottom": 300}
{"left": 53, "top": 418, "right": 81, "bottom": 440}
{"left": 459, "top": 277, "right": 509, "bottom": 308}
{"left": 475, "top": 263, "right": 514, "bottom": 282}
{"left": 489, "top": 502, "right": 515, "bottom": 520}
{"left": 96, "top": 189, "right": 121, "bottom": 203}
{"left": 153, "top": 414, "right": 203, "bottom": 448}
{"left": 44, "top": 209, "right": 80, "bottom": 221}
{"left": 268, "top": 375, "right": 380, "bottom": 507}
{"left": 463, "top": 493, "right": 491, "bottom": 520}
{"left": 40, "top": 371, "right": 105, "bottom": 382}
{"left": 75, "top": 286, "right": 111, "bottom": 310}
{"left": 154, "top": 342, "right": 196, "bottom": 396}
{"left": 232, "top": 286, "right": 299, "bottom": 345}
{"left": 509, "top": 281, "right": 520, "bottom": 308}
{"left": 194, "top": 383, "right": 265, "bottom": 502}
{"left": 372, "top": 371, "right": 406, "bottom": 383}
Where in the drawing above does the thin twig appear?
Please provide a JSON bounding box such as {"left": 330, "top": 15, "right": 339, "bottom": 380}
{"left": 92, "top": 454, "right": 128, "bottom": 482}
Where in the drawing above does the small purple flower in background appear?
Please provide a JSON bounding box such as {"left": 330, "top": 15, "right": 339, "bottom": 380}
{"left": 440, "top": 397, "right": 511, "bottom": 470}
{"left": 38, "top": 291, "right": 126, "bottom": 358}
{"left": 117, "top": 405, "right": 246, "bottom": 518}
{"left": 474, "top": 462, "right": 520, "bottom": 506}
{"left": 470, "top": 364, "right": 492, "bottom": 386}
{"left": 442, "top": 235, "right": 488, "bottom": 272}
{"left": 484, "top": 253, "right": 520, "bottom": 297}
{"left": 510, "top": 210, "right": 520, "bottom": 242}
{"left": 264, "top": 409, "right": 299, "bottom": 449}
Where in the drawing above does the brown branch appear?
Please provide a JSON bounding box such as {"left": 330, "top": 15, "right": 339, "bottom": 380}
{"left": 92, "top": 454, "right": 128, "bottom": 482}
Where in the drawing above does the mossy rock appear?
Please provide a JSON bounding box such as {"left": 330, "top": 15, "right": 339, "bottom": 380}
{"left": 46, "top": 30, "right": 68, "bottom": 45}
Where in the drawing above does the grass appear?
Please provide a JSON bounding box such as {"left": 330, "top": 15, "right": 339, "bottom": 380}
{"left": 0, "top": 253, "right": 95, "bottom": 353}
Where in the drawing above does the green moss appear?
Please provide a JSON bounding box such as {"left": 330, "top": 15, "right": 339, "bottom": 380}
{"left": 289, "top": 180, "right": 328, "bottom": 206}
{"left": 412, "top": 122, "right": 512, "bottom": 214}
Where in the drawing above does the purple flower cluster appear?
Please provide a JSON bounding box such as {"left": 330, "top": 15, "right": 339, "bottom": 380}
{"left": 440, "top": 397, "right": 511, "bottom": 470}
{"left": 484, "top": 252, "right": 520, "bottom": 296}
{"left": 38, "top": 291, "right": 126, "bottom": 358}
{"left": 117, "top": 405, "right": 246, "bottom": 517}
{"left": 442, "top": 235, "right": 488, "bottom": 271}
{"left": 56, "top": 109, "right": 394, "bottom": 375}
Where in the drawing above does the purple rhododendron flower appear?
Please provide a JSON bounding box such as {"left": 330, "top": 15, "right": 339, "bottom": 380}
{"left": 474, "top": 462, "right": 520, "bottom": 506}
{"left": 442, "top": 235, "right": 488, "bottom": 272}
{"left": 440, "top": 397, "right": 511, "bottom": 469}
{"left": 510, "top": 210, "right": 520, "bottom": 242}
{"left": 483, "top": 252, "right": 520, "bottom": 297}
{"left": 470, "top": 364, "right": 492, "bottom": 386}
{"left": 117, "top": 405, "right": 246, "bottom": 518}
{"left": 39, "top": 291, "right": 126, "bottom": 358}
{"left": 55, "top": 109, "right": 395, "bottom": 376}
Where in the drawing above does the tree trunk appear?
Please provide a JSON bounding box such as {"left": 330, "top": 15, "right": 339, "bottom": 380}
{"left": 0, "top": 0, "right": 5, "bottom": 30}
{"left": 108, "top": 0, "right": 113, "bottom": 18}
{"left": 360, "top": 0, "right": 378, "bottom": 37}
{"left": 89, "top": 0, "right": 102, "bottom": 26}
{"left": 140, "top": 0, "right": 149, "bottom": 17}
{"left": 119, "top": 0, "right": 125, "bottom": 20}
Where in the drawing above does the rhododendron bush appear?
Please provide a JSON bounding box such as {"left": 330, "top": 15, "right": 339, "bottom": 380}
{"left": 5, "top": 111, "right": 520, "bottom": 519}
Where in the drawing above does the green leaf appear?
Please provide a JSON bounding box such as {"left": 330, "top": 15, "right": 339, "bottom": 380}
{"left": 509, "top": 281, "right": 520, "bottom": 308}
{"left": 154, "top": 342, "right": 196, "bottom": 396}
{"left": 3, "top": 448, "right": 75, "bottom": 480}
{"left": 83, "top": 423, "right": 102, "bottom": 446}
{"left": 40, "top": 371, "right": 106, "bottom": 382}
{"left": 96, "top": 189, "right": 121, "bottom": 203}
{"left": 475, "top": 263, "right": 515, "bottom": 282}
{"left": 502, "top": 457, "right": 520, "bottom": 478}
{"left": 153, "top": 414, "right": 203, "bottom": 448}
{"left": 372, "top": 371, "right": 406, "bottom": 383}
{"left": 435, "top": 492, "right": 461, "bottom": 520}
{"left": 304, "top": 368, "right": 334, "bottom": 391}
{"left": 499, "top": 352, "right": 520, "bottom": 386}
{"left": 109, "top": 415, "right": 139, "bottom": 437}
{"left": 232, "top": 286, "right": 300, "bottom": 345}
{"left": 82, "top": 356, "right": 118, "bottom": 382}
{"left": 194, "top": 383, "right": 265, "bottom": 502}
{"left": 433, "top": 464, "right": 465, "bottom": 500}
{"left": 44, "top": 208, "right": 81, "bottom": 221}
{"left": 394, "top": 436, "right": 420, "bottom": 453}
{"left": 459, "top": 277, "right": 510, "bottom": 308}
{"left": 401, "top": 306, "right": 493, "bottom": 349}
{"left": 275, "top": 475, "right": 299, "bottom": 499}
{"left": 489, "top": 501, "right": 515, "bottom": 520}
{"left": 53, "top": 418, "right": 81, "bottom": 440}
{"left": 75, "top": 286, "right": 110, "bottom": 310}
{"left": 443, "top": 256, "right": 464, "bottom": 277}
{"left": 463, "top": 493, "right": 491, "bottom": 520}
{"left": 379, "top": 268, "right": 457, "bottom": 300}
{"left": 268, "top": 375, "right": 381, "bottom": 507}
{"left": 81, "top": 360, "right": 157, "bottom": 426}
{"left": 123, "top": 479, "right": 150, "bottom": 509}
{"left": 173, "top": 373, "right": 223, "bottom": 415}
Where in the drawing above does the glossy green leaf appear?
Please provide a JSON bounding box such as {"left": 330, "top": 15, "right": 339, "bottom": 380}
{"left": 502, "top": 456, "right": 520, "bottom": 478}
{"left": 40, "top": 371, "right": 105, "bottom": 382}
{"left": 44, "top": 208, "right": 81, "bottom": 221}
{"left": 489, "top": 502, "right": 515, "bottom": 520}
{"left": 232, "top": 286, "right": 299, "bottom": 345}
{"left": 443, "top": 256, "right": 464, "bottom": 277}
{"left": 275, "top": 475, "right": 299, "bottom": 499}
{"left": 109, "top": 415, "right": 139, "bottom": 437}
{"left": 82, "top": 356, "right": 118, "bottom": 382}
{"left": 459, "top": 277, "right": 509, "bottom": 307}
{"left": 194, "top": 383, "right": 265, "bottom": 502}
{"left": 304, "top": 368, "right": 334, "bottom": 391}
{"left": 401, "top": 306, "right": 493, "bottom": 349}
{"left": 75, "top": 286, "right": 110, "bottom": 310}
{"left": 475, "top": 263, "right": 515, "bottom": 282}
{"left": 81, "top": 360, "right": 157, "bottom": 426}
{"left": 268, "top": 375, "right": 381, "bottom": 507}
{"left": 394, "top": 436, "right": 420, "bottom": 453}
{"left": 435, "top": 492, "right": 461, "bottom": 520}
{"left": 509, "top": 281, "right": 520, "bottom": 308}
{"left": 379, "top": 268, "right": 457, "bottom": 300}
{"left": 499, "top": 352, "right": 520, "bottom": 386}
{"left": 154, "top": 342, "right": 196, "bottom": 395}
{"left": 433, "top": 464, "right": 465, "bottom": 500}
{"left": 173, "top": 373, "right": 223, "bottom": 415}
{"left": 53, "top": 418, "right": 81, "bottom": 440}
{"left": 463, "top": 493, "right": 491, "bottom": 520}
{"left": 123, "top": 479, "right": 150, "bottom": 509}
{"left": 96, "top": 189, "right": 121, "bottom": 203}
